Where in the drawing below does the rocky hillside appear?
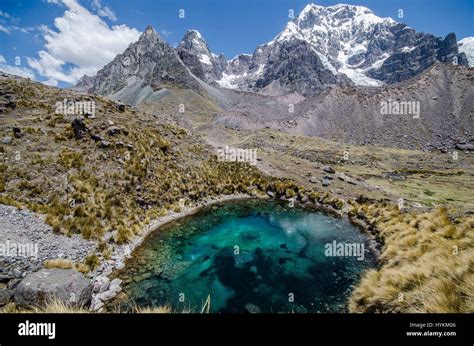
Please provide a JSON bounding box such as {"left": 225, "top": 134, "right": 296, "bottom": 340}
{"left": 0, "top": 72, "right": 346, "bottom": 312}
{"left": 216, "top": 63, "right": 474, "bottom": 151}
{"left": 0, "top": 72, "right": 290, "bottom": 247}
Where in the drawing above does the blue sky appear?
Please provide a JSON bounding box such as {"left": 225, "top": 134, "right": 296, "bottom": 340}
{"left": 0, "top": 0, "right": 473, "bottom": 87}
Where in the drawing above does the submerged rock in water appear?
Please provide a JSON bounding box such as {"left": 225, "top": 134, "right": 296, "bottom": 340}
{"left": 245, "top": 303, "right": 261, "bottom": 313}
{"left": 116, "top": 199, "right": 376, "bottom": 313}
{"left": 234, "top": 251, "right": 254, "bottom": 267}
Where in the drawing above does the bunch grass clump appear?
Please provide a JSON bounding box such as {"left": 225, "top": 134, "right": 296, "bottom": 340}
{"left": 349, "top": 202, "right": 473, "bottom": 313}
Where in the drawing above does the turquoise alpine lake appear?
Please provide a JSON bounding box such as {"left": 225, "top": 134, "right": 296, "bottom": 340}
{"left": 114, "top": 199, "right": 377, "bottom": 313}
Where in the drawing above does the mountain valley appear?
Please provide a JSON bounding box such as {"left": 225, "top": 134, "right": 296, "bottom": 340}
{"left": 0, "top": 2, "right": 473, "bottom": 315}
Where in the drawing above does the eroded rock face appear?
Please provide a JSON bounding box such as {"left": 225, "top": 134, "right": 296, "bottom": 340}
{"left": 14, "top": 269, "right": 92, "bottom": 308}
{"left": 75, "top": 26, "right": 201, "bottom": 97}
{"left": 177, "top": 30, "right": 226, "bottom": 84}
{"left": 367, "top": 29, "right": 468, "bottom": 83}
{"left": 254, "top": 40, "right": 352, "bottom": 95}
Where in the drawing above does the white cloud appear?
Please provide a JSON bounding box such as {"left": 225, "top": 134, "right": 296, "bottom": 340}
{"left": 0, "top": 25, "right": 11, "bottom": 34}
{"left": 28, "top": 0, "right": 140, "bottom": 85}
{"left": 91, "top": 0, "right": 117, "bottom": 21}
{"left": 0, "top": 55, "right": 36, "bottom": 79}
{"left": 0, "top": 10, "right": 18, "bottom": 22}
{"left": 44, "top": 78, "right": 59, "bottom": 86}
{"left": 11, "top": 26, "right": 36, "bottom": 34}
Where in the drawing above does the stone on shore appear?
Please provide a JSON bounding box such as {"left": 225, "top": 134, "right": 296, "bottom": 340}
{"left": 14, "top": 268, "right": 92, "bottom": 308}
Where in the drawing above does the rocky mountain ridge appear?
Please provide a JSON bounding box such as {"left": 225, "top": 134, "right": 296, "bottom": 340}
{"left": 214, "top": 3, "right": 468, "bottom": 95}
{"left": 75, "top": 3, "right": 470, "bottom": 98}
{"left": 73, "top": 26, "right": 203, "bottom": 104}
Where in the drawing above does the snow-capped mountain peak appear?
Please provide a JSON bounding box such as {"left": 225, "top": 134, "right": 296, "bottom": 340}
{"left": 77, "top": 5, "right": 469, "bottom": 98}
{"left": 179, "top": 29, "right": 210, "bottom": 60}
{"left": 296, "top": 3, "right": 395, "bottom": 30}
{"left": 268, "top": 3, "right": 400, "bottom": 85}
{"left": 214, "top": 3, "right": 467, "bottom": 93}
{"left": 458, "top": 37, "right": 474, "bottom": 67}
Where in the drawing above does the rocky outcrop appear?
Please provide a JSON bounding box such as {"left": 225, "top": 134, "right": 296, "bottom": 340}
{"left": 73, "top": 74, "right": 95, "bottom": 93}
{"left": 368, "top": 30, "right": 468, "bottom": 83}
{"left": 255, "top": 39, "right": 352, "bottom": 95}
{"left": 177, "top": 30, "right": 226, "bottom": 84}
{"left": 14, "top": 269, "right": 92, "bottom": 308}
{"left": 74, "top": 26, "right": 201, "bottom": 100}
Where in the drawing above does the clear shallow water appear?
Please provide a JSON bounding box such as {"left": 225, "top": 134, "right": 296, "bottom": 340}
{"left": 115, "top": 199, "right": 377, "bottom": 313}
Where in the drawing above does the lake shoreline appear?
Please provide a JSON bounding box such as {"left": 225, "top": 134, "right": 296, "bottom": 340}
{"left": 91, "top": 193, "right": 382, "bottom": 312}
{"left": 106, "top": 197, "right": 379, "bottom": 313}
{"left": 90, "top": 193, "right": 257, "bottom": 311}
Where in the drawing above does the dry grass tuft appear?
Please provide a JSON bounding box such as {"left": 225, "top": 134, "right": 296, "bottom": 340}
{"left": 349, "top": 204, "right": 474, "bottom": 313}
{"left": 43, "top": 258, "right": 74, "bottom": 270}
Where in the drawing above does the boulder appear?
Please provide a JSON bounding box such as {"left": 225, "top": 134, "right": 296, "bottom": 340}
{"left": 71, "top": 118, "right": 88, "bottom": 140}
{"left": 384, "top": 172, "right": 405, "bottom": 181}
{"left": 0, "top": 274, "right": 13, "bottom": 284}
{"left": 0, "top": 288, "right": 13, "bottom": 306}
{"left": 98, "top": 277, "right": 110, "bottom": 293}
{"left": 322, "top": 177, "right": 331, "bottom": 187}
{"left": 14, "top": 269, "right": 92, "bottom": 308}
{"left": 455, "top": 142, "right": 474, "bottom": 151}
{"left": 109, "top": 278, "right": 122, "bottom": 289}
{"left": 5, "top": 100, "right": 16, "bottom": 109}
{"left": 337, "top": 173, "right": 357, "bottom": 185}
{"left": 322, "top": 165, "right": 335, "bottom": 174}
{"left": 90, "top": 133, "right": 103, "bottom": 142}
{"left": 12, "top": 126, "right": 22, "bottom": 138}
{"left": 107, "top": 126, "right": 128, "bottom": 136}
{"left": 99, "top": 140, "right": 110, "bottom": 148}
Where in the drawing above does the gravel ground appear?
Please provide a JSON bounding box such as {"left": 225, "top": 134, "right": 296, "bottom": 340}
{"left": 0, "top": 204, "right": 96, "bottom": 280}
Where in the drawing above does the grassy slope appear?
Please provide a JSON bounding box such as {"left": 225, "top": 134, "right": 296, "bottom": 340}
{"left": 204, "top": 126, "right": 474, "bottom": 213}
{"left": 0, "top": 76, "right": 302, "bottom": 249}
{"left": 349, "top": 202, "right": 474, "bottom": 312}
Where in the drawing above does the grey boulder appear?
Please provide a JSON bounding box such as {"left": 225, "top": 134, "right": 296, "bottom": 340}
{"left": 14, "top": 269, "right": 92, "bottom": 308}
